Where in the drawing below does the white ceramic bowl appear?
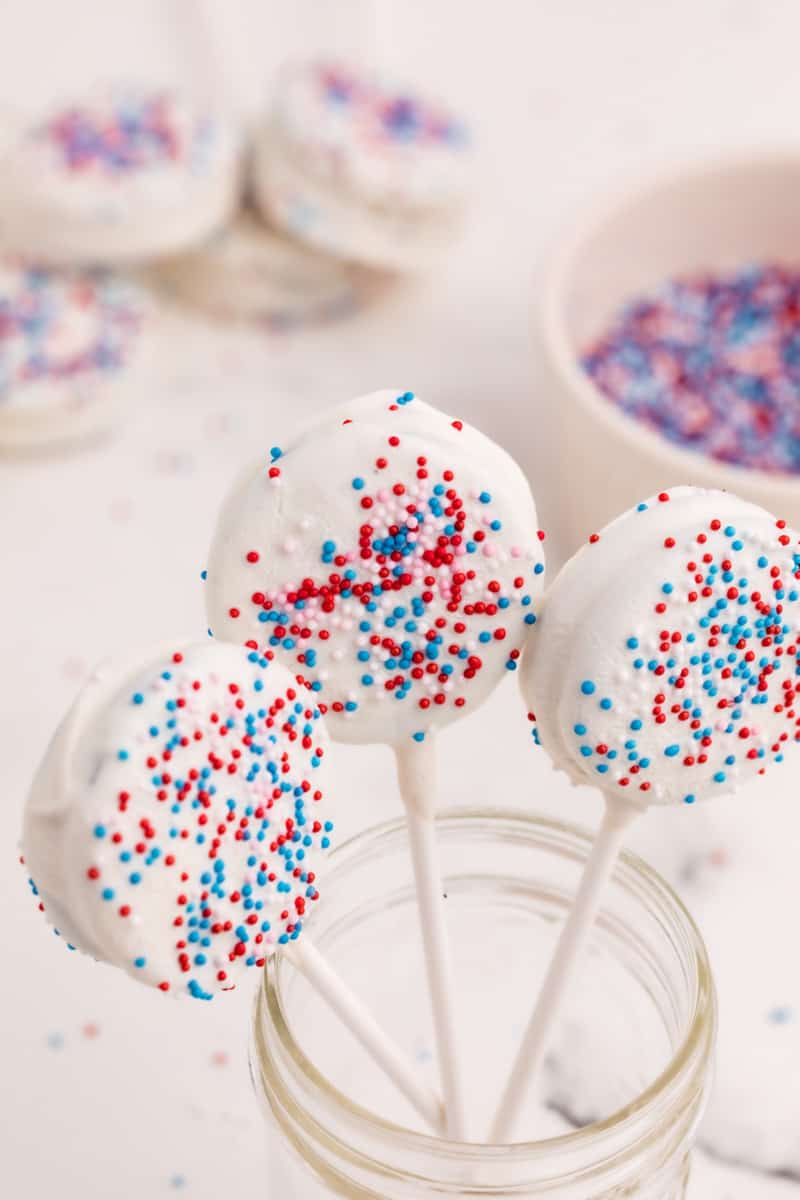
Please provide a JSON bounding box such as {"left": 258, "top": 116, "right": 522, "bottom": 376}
{"left": 540, "top": 150, "right": 800, "bottom": 552}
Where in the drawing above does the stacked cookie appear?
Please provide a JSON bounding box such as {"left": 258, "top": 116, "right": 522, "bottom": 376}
{"left": 0, "top": 83, "right": 237, "bottom": 448}
{"left": 158, "top": 61, "right": 473, "bottom": 323}
{"left": 0, "top": 68, "right": 473, "bottom": 451}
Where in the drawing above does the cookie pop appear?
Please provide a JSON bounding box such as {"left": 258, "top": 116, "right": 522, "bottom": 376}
{"left": 0, "top": 262, "right": 145, "bottom": 451}
{"left": 0, "top": 85, "right": 239, "bottom": 264}
{"left": 251, "top": 63, "right": 472, "bottom": 271}
{"left": 205, "top": 390, "right": 546, "bottom": 1137}
{"left": 491, "top": 486, "right": 800, "bottom": 1141}
{"left": 22, "top": 640, "right": 443, "bottom": 1132}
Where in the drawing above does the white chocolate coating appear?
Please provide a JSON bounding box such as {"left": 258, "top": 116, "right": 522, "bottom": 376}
{"left": 0, "top": 263, "right": 146, "bottom": 450}
{"left": 0, "top": 85, "right": 240, "bottom": 264}
{"left": 22, "top": 641, "right": 331, "bottom": 999}
{"left": 206, "top": 390, "right": 545, "bottom": 745}
{"left": 252, "top": 62, "right": 472, "bottom": 269}
{"left": 522, "top": 487, "right": 800, "bottom": 806}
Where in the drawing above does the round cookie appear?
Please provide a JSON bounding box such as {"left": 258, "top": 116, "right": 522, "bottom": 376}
{"left": 0, "top": 85, "right": 240, "bottom": 264}
{"left": 22, "top": 641, "right": 332, "bottom": 999}
{"left": 0, "top": 262, "right": 146, "bottom": 451}
{"left": 154, "top": 209, "right": 367, "bottom": 326}
{"left": 523, "top": 486, "right": 800, "bottom": 806}
{"left": 252, "top": 62, "right": 472, "bottom": 270}
{"left": 205, "top": 389, "right": 544, "bottom": 745}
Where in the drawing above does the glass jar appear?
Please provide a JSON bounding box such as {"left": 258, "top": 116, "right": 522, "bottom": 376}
{"left": 251, "top": 810, "right": 716, "bottom": 1199}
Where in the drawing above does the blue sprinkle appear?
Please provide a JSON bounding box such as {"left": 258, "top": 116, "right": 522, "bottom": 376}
{"left": 767, "top": 1006, "right": 795, "bottom": 1025}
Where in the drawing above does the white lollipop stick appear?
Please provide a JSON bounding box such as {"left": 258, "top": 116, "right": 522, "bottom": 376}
{"left": 489, "top": 795, "right": 639, "bottom": 1144}
{"left": 316, "top": 0, "right": 383, "bottom": 71}
{"left": 287, "top": 936, "right": 444, "bottom": 1134}
{"left": 204, "top": 391, "right": 545, "bottom": 1134}
{"left": 395, "top": 739, "right": 468, "bottom": 1141}
{"left": 173, "top": 0, "right": 254, "bottom": 120}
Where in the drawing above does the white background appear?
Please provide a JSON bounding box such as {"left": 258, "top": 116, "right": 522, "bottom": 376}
{"left": 2, "top": 2, "right": 800, "bottom": 1197}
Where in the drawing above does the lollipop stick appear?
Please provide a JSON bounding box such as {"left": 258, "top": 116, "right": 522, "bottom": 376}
{"left": 395, "top": 740, "right": 468, "bottom": 1141}
{"left": 173, "top": 0, "right": 253, "bottom": 120}
{"left": 287, "top": 936, "right": 445, "bottom": 1134}
{"left": 489, "top": 795, "right": 639, "bottom": 1144}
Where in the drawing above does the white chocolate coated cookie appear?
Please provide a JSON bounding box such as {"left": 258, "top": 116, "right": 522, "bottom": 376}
{"left": 0, "top": 262, "right": 146, "bottom": 450}
{"left": 206, "top": 390, "right": 544, "bottom": 745}
{"left": 0, "top": 85, "right": 240, "bottom": 264}
{"left": 523, "top": 487, "right": 800, "bottom": 805}
{"left": 23, "top": 641, "right": 332, "bottom": 999}
{"left": 252, "top": 63, "right": 472, "bottom": 270}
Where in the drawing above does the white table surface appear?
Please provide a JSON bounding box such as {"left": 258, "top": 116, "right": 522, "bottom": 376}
{"left": 3, "top": 2, "right": 800, "bottom": 1196}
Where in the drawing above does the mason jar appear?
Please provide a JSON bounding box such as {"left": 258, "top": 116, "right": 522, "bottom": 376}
{"left": 251, "top": 809, "right": 716, "bottom": 1199}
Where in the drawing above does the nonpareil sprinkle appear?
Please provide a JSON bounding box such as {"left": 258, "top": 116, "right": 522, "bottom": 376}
{"left": 582, "top": 264, "right": 800, "bottom": 474}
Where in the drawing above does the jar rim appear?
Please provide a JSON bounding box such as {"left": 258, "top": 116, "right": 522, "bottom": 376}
{"left": 254, "top": 808, "right": 716, "bottom": 1168}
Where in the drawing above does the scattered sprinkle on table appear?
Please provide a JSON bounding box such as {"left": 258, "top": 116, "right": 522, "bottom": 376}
{"left": 767, "top": 1006, "right": 795, "bottom": 1025}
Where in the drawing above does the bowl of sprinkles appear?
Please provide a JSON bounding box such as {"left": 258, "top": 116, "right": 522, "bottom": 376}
{"left": 540, "top": 151, "right": 800, "bottom": 550}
